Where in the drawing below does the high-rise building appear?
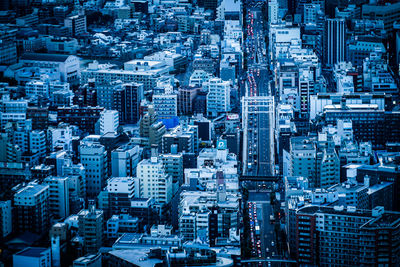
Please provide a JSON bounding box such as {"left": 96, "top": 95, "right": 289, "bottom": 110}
{"left": 14, "top": 183, "right": 50, "bottom": 234}
{"left": 153, "top": 93, "right": 178, "bottom": 119}
{"left": 43, "top": 176, "right": 70, "bottom": 220}
{"left": 0, "top": 200, "right": 12, "bottom": 238}
{"left": 137, "top": 157, "right": 172, "bottom": 207}
{"left": 205, "top": 78, "right": 231, "bottom": 118}
{"left": 324, "top": 18, "right": 346, "bottom": 66}
{"left": 162, "top": 125, "right": 199, "bottom": 155}
{"left": 79, "top": 142, "right": 108, "bottom": 198}
{"left": 161, "top": 152, "right": 184, "bottom": 186}
{"left": 64, "top": 11, "right": 87, "bottom": 36}
{"left": 107, "top": 177, "right": 138, "bottom": 215}
{"left": 78, "top": 205, "right": 103, "bottom": 254}
{"left": 100, "top": 110, "right": 119, "bottom": 135}
{"left": 296, "top": 206, "right": 400, "bottom": 266}
{"left": 140, "top": 105, "right": 158, "bottom": 139}
{"left": 57, "top": 106, "right": 104, "bottom": 135}
{"left": 287, "top": 135, "right": 340, "bottom": 188}
{"left": 268, "top": 0, "right": 279, "bottom": 25}
{"left": 113, "top": 83, "right": 143, "bottom": 124}
{"left": 0, "top": 39, "right": 17, "bottom": 65}
{"left": 178, "top": 86, "right": 198, "bottom": 115}
{"left": 111, "top": 142, "right": 140, "bottom": 178}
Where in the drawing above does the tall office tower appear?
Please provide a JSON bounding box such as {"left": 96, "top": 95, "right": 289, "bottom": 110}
{"left": 241, "top": 96, "right": 275, "bottom": 176}
{"left": 0, "top": 200, "right": 12, "bottom": 238}
{"left": 137, "top": 156, "right": 172, "bottom": 207}
{"left": 268, "top": 0, "right": 279, "bottom": 25}
{"left": 78, "top": 205, "right": 103, "bottom": 254}
{"left": 114, "top": 83, "right": 143, "bottom": 124}
{"left": 14, "top": 183, "right": 50, "bottom": 235}
{"left": 43, "top": 176, "right": 70, "bottom": 220}
{"left": 111, "top": 142, "right": 140, "bottom": 177}
{"left": 100, "top": 110, "right": 119, "bottom": 135}
{"left": 79, "top": 142, "right": 107, "bottom": 199}
{"left": 324, "top": 18, "right": 346, "bottom": 67}
{"left": 205, "top": 78, "right": 231, "bottom": 118}
{"left": 296, "top": 206, "right": 400, "bottom": 266}
{"left": 298, "top": 71, "right": 314, "bottom": 118}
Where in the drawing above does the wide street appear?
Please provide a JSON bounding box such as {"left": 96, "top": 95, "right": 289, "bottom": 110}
{"left": 248, "top": 190, "right": 278, "bottom": 266}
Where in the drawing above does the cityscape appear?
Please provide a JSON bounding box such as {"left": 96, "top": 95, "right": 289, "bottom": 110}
{"left": 0, "top": 0, "right": 399, "bottom": 266}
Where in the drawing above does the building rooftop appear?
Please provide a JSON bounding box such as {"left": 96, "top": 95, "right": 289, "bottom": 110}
{"left": 15, "top": 247, "right": 48, "bottom": 258}
{"left": 15, "top": 184, "right": 48, "bottom": 198}
{"left": 108, "top": 249, "right": 163, "bottom": 267}
{"left": 291, "top": 137, "right": 315, "bottom": 151}
{"left": 20, "top": 53, "right": 73, "bottom": 62}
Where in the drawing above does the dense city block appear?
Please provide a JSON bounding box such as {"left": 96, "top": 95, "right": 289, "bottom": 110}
{"left": 0, "top": 0, "right": 399, "bottom": 266}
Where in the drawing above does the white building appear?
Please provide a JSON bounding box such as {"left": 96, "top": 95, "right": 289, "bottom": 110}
{"left": 45, "top": 37, "right": 79, "bottom": 54}
{"left": 179, "top": 189, "right": 240, "bottom": 243}
{"left": 337, "top": 75, "right": 354, "bottom": 94}
{"left": 48, "top": 124, "right": 75, "bottom": 152}
{"left": 0, "top": 95, "right": 28, "bottom": 126}
{"left": 137, "top": 157, "right": 172, "bottom": 206}
{"left": 29, "top": 130, "right": 46, "bottom": 158}
{"left": 153, "top": 94, "right": 178, "bottom": 119}
{"left": 107, "top": 177, "right": 139, "bottom": 198}
{"left": 19, "top": 53, "right": 80, "bottom": 83}
{"left": 205, "top": 77, "right": 231, "bottom": 118}
{"left": 269, "top": 26, "right": 301, "bottom": 62}
{"left": 106, "top": 214, "right": 139, "bottom": 239}
{"left": 100, "top": 110, "right": 119, "bottom": 135}
{"left": 25, "top": 80, "right": 49, "bottom": 98}
{"left": 189, "top": 69, "right": 212, "bottom": 87}
{"left": 0, "top": 200, "right": 12, "bottom": 238}
{"left": 144, "top": 51, "right": 186, "bottom": 73}
{"left": 82, "top": 61, "right": 168, "bottom": 92}
{"left": 44, "top": 176, "right": 70, "bottom": 219}
{"left": 268, "top": 0, "right": 279, "bottom": 25}
{"left": 49, "top": 81, "right": 70, "bottom": 95}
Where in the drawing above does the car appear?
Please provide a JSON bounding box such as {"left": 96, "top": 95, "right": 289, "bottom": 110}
{"left": 271, "top": 241, "right": 275, "bottom": 246}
